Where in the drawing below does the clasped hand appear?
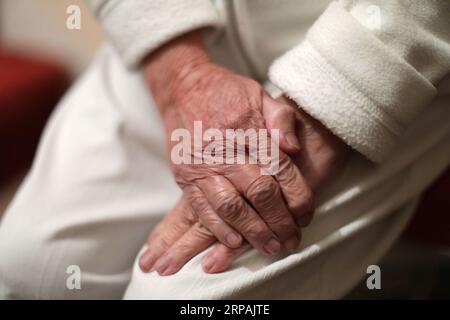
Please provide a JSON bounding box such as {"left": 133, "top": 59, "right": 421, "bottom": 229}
{"left": 138, "top": 31, "right": 348, "bottom": 276}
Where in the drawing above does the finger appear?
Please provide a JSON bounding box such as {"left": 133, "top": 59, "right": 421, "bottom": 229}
{"left": 203, "top": 228, "right": 303, "bottom": 274}
{"left": 226, "top": 165, "right": 300, "bottom": 252}
{"left": 184, "top": 185, "right": 243, "bottom": 248}
{"left": 202, "top": 242, "right": 251, "bottom": 274}
{"left": 272, "top": 152, "right": 315, "bottom": 227}
{"left": 262, "top": 94, "right": 300, "bottom": 154}
{"left": 238, "top": 118, "right": 314, "bottom": 226}
{"left": 139, "top": 199, "right": 194, "bottom": 272}
{"left": 153, "top": 222, "right": 216, "bottom": 276}
{"left": 197, "top": 175, "right": 281, "bottom": 256}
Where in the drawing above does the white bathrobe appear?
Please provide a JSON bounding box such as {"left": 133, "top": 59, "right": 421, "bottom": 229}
{"left": 0, "top": 0, "right": 449, "bottom": 299}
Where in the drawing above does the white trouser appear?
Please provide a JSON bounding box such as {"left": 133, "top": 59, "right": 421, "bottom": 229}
{"left": 1, "top": 45, "right": 450, "bottom": 299}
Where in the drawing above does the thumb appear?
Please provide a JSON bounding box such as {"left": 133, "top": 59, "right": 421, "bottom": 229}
{"left": 262, "top": 94, "right": 301, "bottom": 154}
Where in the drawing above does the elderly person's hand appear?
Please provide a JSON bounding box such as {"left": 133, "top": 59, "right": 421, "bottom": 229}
{"left": 142, "top": 30, "right": 315, "bottom": 261}
{"left": 139, "top": 98, "right": 349, "bottom": 275}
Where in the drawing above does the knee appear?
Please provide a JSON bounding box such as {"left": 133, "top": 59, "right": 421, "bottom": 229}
{"left": 0, "top": 222, "right": 48, "bottom": 299}
{"left": 0, "top": 208, "right": 76, "bottom": 299}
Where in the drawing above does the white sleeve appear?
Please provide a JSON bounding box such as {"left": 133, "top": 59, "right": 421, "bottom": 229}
{"left": 268, "top": 0, "right": 450, "bottom": 162}
{"left": 85, "top": 0, "right": 222, "bottom": 68}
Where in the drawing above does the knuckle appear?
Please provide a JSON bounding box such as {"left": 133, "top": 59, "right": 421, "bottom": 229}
{"left": 198, "top": 213, "right": 221, "bottom": 229}
{"left": 276, "top": 152, "right": 292, "bottom": 172}
{"left": 247, "top": 176, "right": 280, "bottom": 206}
{"left": 246, "top": 222, "right": 269, "bottom": 240}
{"left": 194, "top": 222, "right": 214, "bottom": 239}
{"left": 215, "top": 191, "right": 245, "bottom": 221}
{"left": 262, "top": 210, "right": 290, "bottom": 227}
{"left": 182, "top": 204, "right": 197, "bottom": 224}
{"left": 189, "top": 193, "right": 209, "bottom": 213}
{"left": 274, "top": 217, "right": 296, "bottom": 232}
{"left": 222, "top": 109, "right": 254, "bottom": 129}
{"left": 277, "top": 162, "right": 297, "bottom": 184}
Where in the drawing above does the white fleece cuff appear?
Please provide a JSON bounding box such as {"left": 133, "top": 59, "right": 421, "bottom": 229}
{"left": 93, "top": 0, "right": 222, "bottom": 68}
{"left": 269, "top": 1, "right": 436, "bottom": 162}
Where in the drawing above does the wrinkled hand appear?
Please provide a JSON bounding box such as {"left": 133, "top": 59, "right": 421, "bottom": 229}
{"left": 140, "top": 97, "right": 349, "bottom": 275}
{"left": 143, "top": 31, "right": 314, "bottom": 260}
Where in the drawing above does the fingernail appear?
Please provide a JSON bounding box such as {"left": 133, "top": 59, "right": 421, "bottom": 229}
{"left": 284, "top": 235, "right": 299, "bottom": 252}
{"left": 285, "top": 132, "right": 300, "bottom": 150}
{"left": 226, "top": 233, "right": 242, "bottom": 248}
{"left": 154, "top": 256, "right": 172, "bottom": 275}
{"left": 203, "top": 255, "right": 216, "bottom": 272}
{"left": 139, "top": 251, "right": 156, "bottom": 272}
{"left": 263, "top": 238, "right": 281, "bottom": 255}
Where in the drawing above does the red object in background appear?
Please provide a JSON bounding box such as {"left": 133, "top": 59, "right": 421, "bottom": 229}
{"left": 0, "top": 51, "right": 69, "bottom": 185}
{"left": 406, "top": 166, "right": 450, "bottom": 247}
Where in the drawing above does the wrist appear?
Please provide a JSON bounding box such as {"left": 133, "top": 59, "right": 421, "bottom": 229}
{"left": 143, "top": 30, "right": 212, "bottom": 115}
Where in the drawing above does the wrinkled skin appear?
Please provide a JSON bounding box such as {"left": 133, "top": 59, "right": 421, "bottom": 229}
{"left": 143, "top": 31, "right": 316, "bottom": 265}
{"left": 140, "top": 96, "right": 349, "bottom": 276}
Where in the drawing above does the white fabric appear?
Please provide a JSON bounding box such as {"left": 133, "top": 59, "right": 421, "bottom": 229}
{"left": 85, "top": 0, "right": 222, "bottom": 68}
{"left": 268, "top": 0, "right": 450, "bottom": 162}
{"left": 1, "top": 45, "right": 450, "bottom": 299}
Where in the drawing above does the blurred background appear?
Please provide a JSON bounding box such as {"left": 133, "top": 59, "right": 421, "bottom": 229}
{"left": 0, "top": 0, "right": 102, "bottom": 213}
{"left": 2, "top": 0, "right": 102, "bottom": 76}
{"left": 0, "top": 0, "right": 448, "bottom": 299}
